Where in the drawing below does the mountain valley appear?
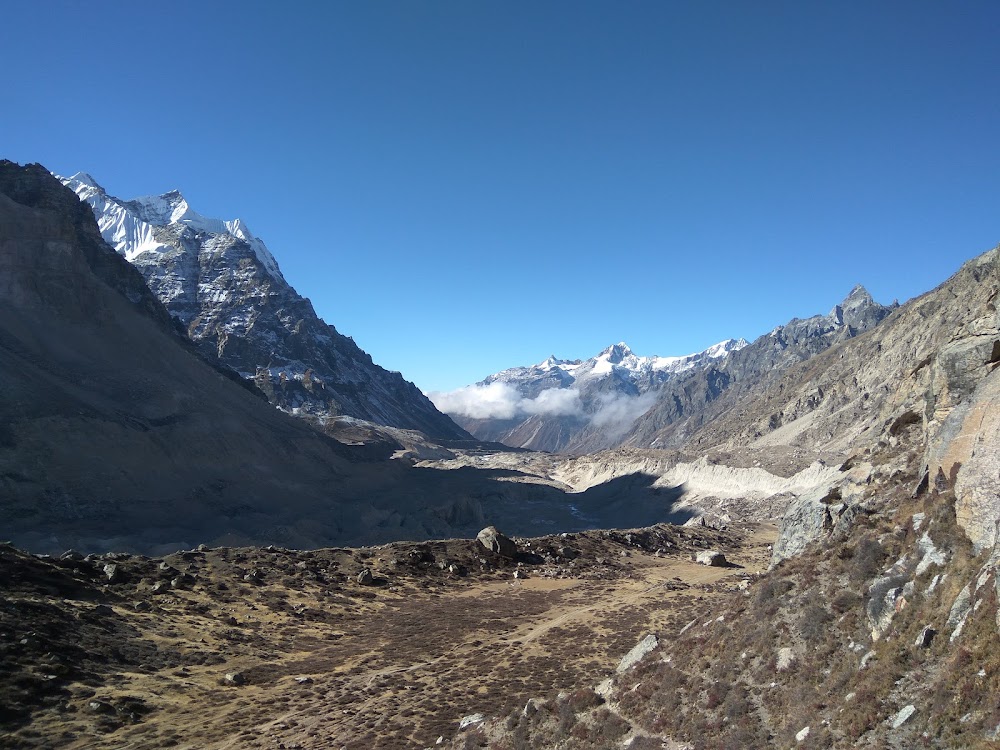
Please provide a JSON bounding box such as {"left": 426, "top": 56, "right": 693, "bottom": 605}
{"left": 2, "top": 159, "right": 1000, "bottom": 748}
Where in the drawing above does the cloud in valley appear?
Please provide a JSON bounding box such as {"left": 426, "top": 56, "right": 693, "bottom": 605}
{"left": 429, "top": 383, "right": 656, "bottom": 434}
{"left": 429, "top": 382, "right": 582, "bottom": 420}
{"left": 589, "top": 391, "right": 659, "bottom": 437}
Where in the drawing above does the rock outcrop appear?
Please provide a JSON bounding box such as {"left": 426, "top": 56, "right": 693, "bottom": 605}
{"left": 616, "top": 634, "right": 658, "bottom": 672}
{"left": 931, "top": 359, "right": 1000, "bottom": 552}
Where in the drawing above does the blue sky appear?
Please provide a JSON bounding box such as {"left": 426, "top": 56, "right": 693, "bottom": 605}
{"left": 4, "top": 2, "right": 999, "bottom": 392}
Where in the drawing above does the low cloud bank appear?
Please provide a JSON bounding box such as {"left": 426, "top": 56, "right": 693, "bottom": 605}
{"left": 590, "top": 391, "right": 659, "bottom": 438}
{"left": 429, "top": 383, "right": 656, "bottom": 433}
{"left": 429, "top": 382, "right": 581, "bottom": 420}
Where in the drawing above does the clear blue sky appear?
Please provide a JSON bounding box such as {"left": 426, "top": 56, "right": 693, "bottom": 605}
{"left": 4, "top": 2, "right": 999, "bottom": 392}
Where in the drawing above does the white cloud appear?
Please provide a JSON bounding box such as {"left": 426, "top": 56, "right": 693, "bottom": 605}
{"left": 429, "top": 382, "right": 583, "bottom": 420}
{"left": 429, "top": 382, "right": 524, "bottom": 420}
{"left": 429, "top": 382, "right": 656, "bottom": 436}
{"left": 589, "top": 391, "right": 658, "bottom": 437}
{"left": 527, "top": 387, "right": 583, "bottom": 416}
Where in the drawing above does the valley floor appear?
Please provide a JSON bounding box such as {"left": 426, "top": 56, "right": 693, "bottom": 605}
{"left": 1, "top": 524, "right": 775, "bottom": 749}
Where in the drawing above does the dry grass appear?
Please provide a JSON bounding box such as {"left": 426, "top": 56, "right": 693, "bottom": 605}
{"left": 0, "top": 522, "right": 764, "bottom": 749}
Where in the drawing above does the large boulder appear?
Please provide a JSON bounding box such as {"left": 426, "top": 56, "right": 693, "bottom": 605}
{"left": 695, "top": 550, "right": 728, "bottom": 567}
{"left": 476, "top": 526, "right": 517, "bottom": 558}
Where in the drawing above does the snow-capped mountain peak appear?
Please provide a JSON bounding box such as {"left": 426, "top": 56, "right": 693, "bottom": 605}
{"left": 58, "top": 173, "right": 284, "bottom": 281}
{"left": 445, "top": 337, "right": 747, "bottom": 452}
{"left": 483, "top": 338, "right": 746, "bottom": 390}
{"left": 539, "top": 354, "right": 579, "bottom": 370}
{"left": 68, "top": 171, "right": 101, "bottom": 189}
{"left": 599, "top": 342, "right": 632, "bottom": 362}
{"left": 55, "top": 169, "right": 469, "bottom": 441}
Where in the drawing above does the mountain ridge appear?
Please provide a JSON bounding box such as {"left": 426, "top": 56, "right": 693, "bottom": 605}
{"left": 59, "top": 172, "right": 470, "bottom": 441}
{"left": 437, "top": 338, "right": 747, "bottom": 453}
{"left": 439, "top": 282, "right": 895, "bottom": 455}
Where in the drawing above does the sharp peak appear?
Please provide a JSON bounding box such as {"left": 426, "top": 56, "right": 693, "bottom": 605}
{"left": 142, "top": 188, "right": 187, "bottom": 203}
{"left": 835, "top": 284, "right": 876, "bottom": 310}
{"left": 61, "top": 171, "right": 106, "bottom": 192}
{"left": 845, "top": 283, "right": 872, "bottom": 298}
{"left": 601, "top": 341, "right": 632, "bottom": 353}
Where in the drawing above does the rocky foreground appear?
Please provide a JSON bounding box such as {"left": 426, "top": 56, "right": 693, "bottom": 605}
{"left": 0, "top": 522, "right": 768, "bottom": 750}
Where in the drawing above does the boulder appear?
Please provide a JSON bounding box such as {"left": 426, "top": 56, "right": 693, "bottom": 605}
{"left": 695, "top": 550, "right": 728, "bottom": 567}
{"left": 771, "top": 485, "right": 857, "bottom": 565}
{"left": 224, "top": 672, "right": 246, "bottom": 686}
{"left": 87, "top": 700, "right": 115, "bottom": 714}
{"left": 867, "top": 579, "right": 907, "bottom": 641}
{"left": 102, "top": 563, "right": 120, "bottom": 582}
{"left": 356, "top": 568, "right": 375, "bottom": 586}
{"left": 459, "top": 713, "right": 485, "bottom": 730}
{"left": 477, "top": 526, "right": 517, "bottom": 558}
{"left": 891, "top": 704, "right": 916, "bottom": 729}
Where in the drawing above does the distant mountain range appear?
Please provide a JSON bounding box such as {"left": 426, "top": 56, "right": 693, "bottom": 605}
{"left": 59, "top": 172, "right": 469, "bottom": 441}
{"left": 434, "top": 339, "right": 746, "bottom": 452}
{"left": 439, "top": 286, "right": 896, "bottom": 453}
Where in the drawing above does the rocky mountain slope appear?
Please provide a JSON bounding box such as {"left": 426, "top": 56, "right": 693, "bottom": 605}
{"left": 439, "top": 339, "right": 746, "bottom": 453}
{"left": 0, "top": 161, "right": 707, "bottom": 556}
{"left": 621, "top": 284, "right": 896, "bottom": 450}
{"left": 441, "top": 246, "right": 1000, "bottom": 748}
{"left": 58, "top": 172, "right": 469, "bottom": 441}
{"left": 0, "top": 161, "right": 368, "bottom": 553}
{"left": 443, "top": 286, "right": 894, "bottom": 455}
